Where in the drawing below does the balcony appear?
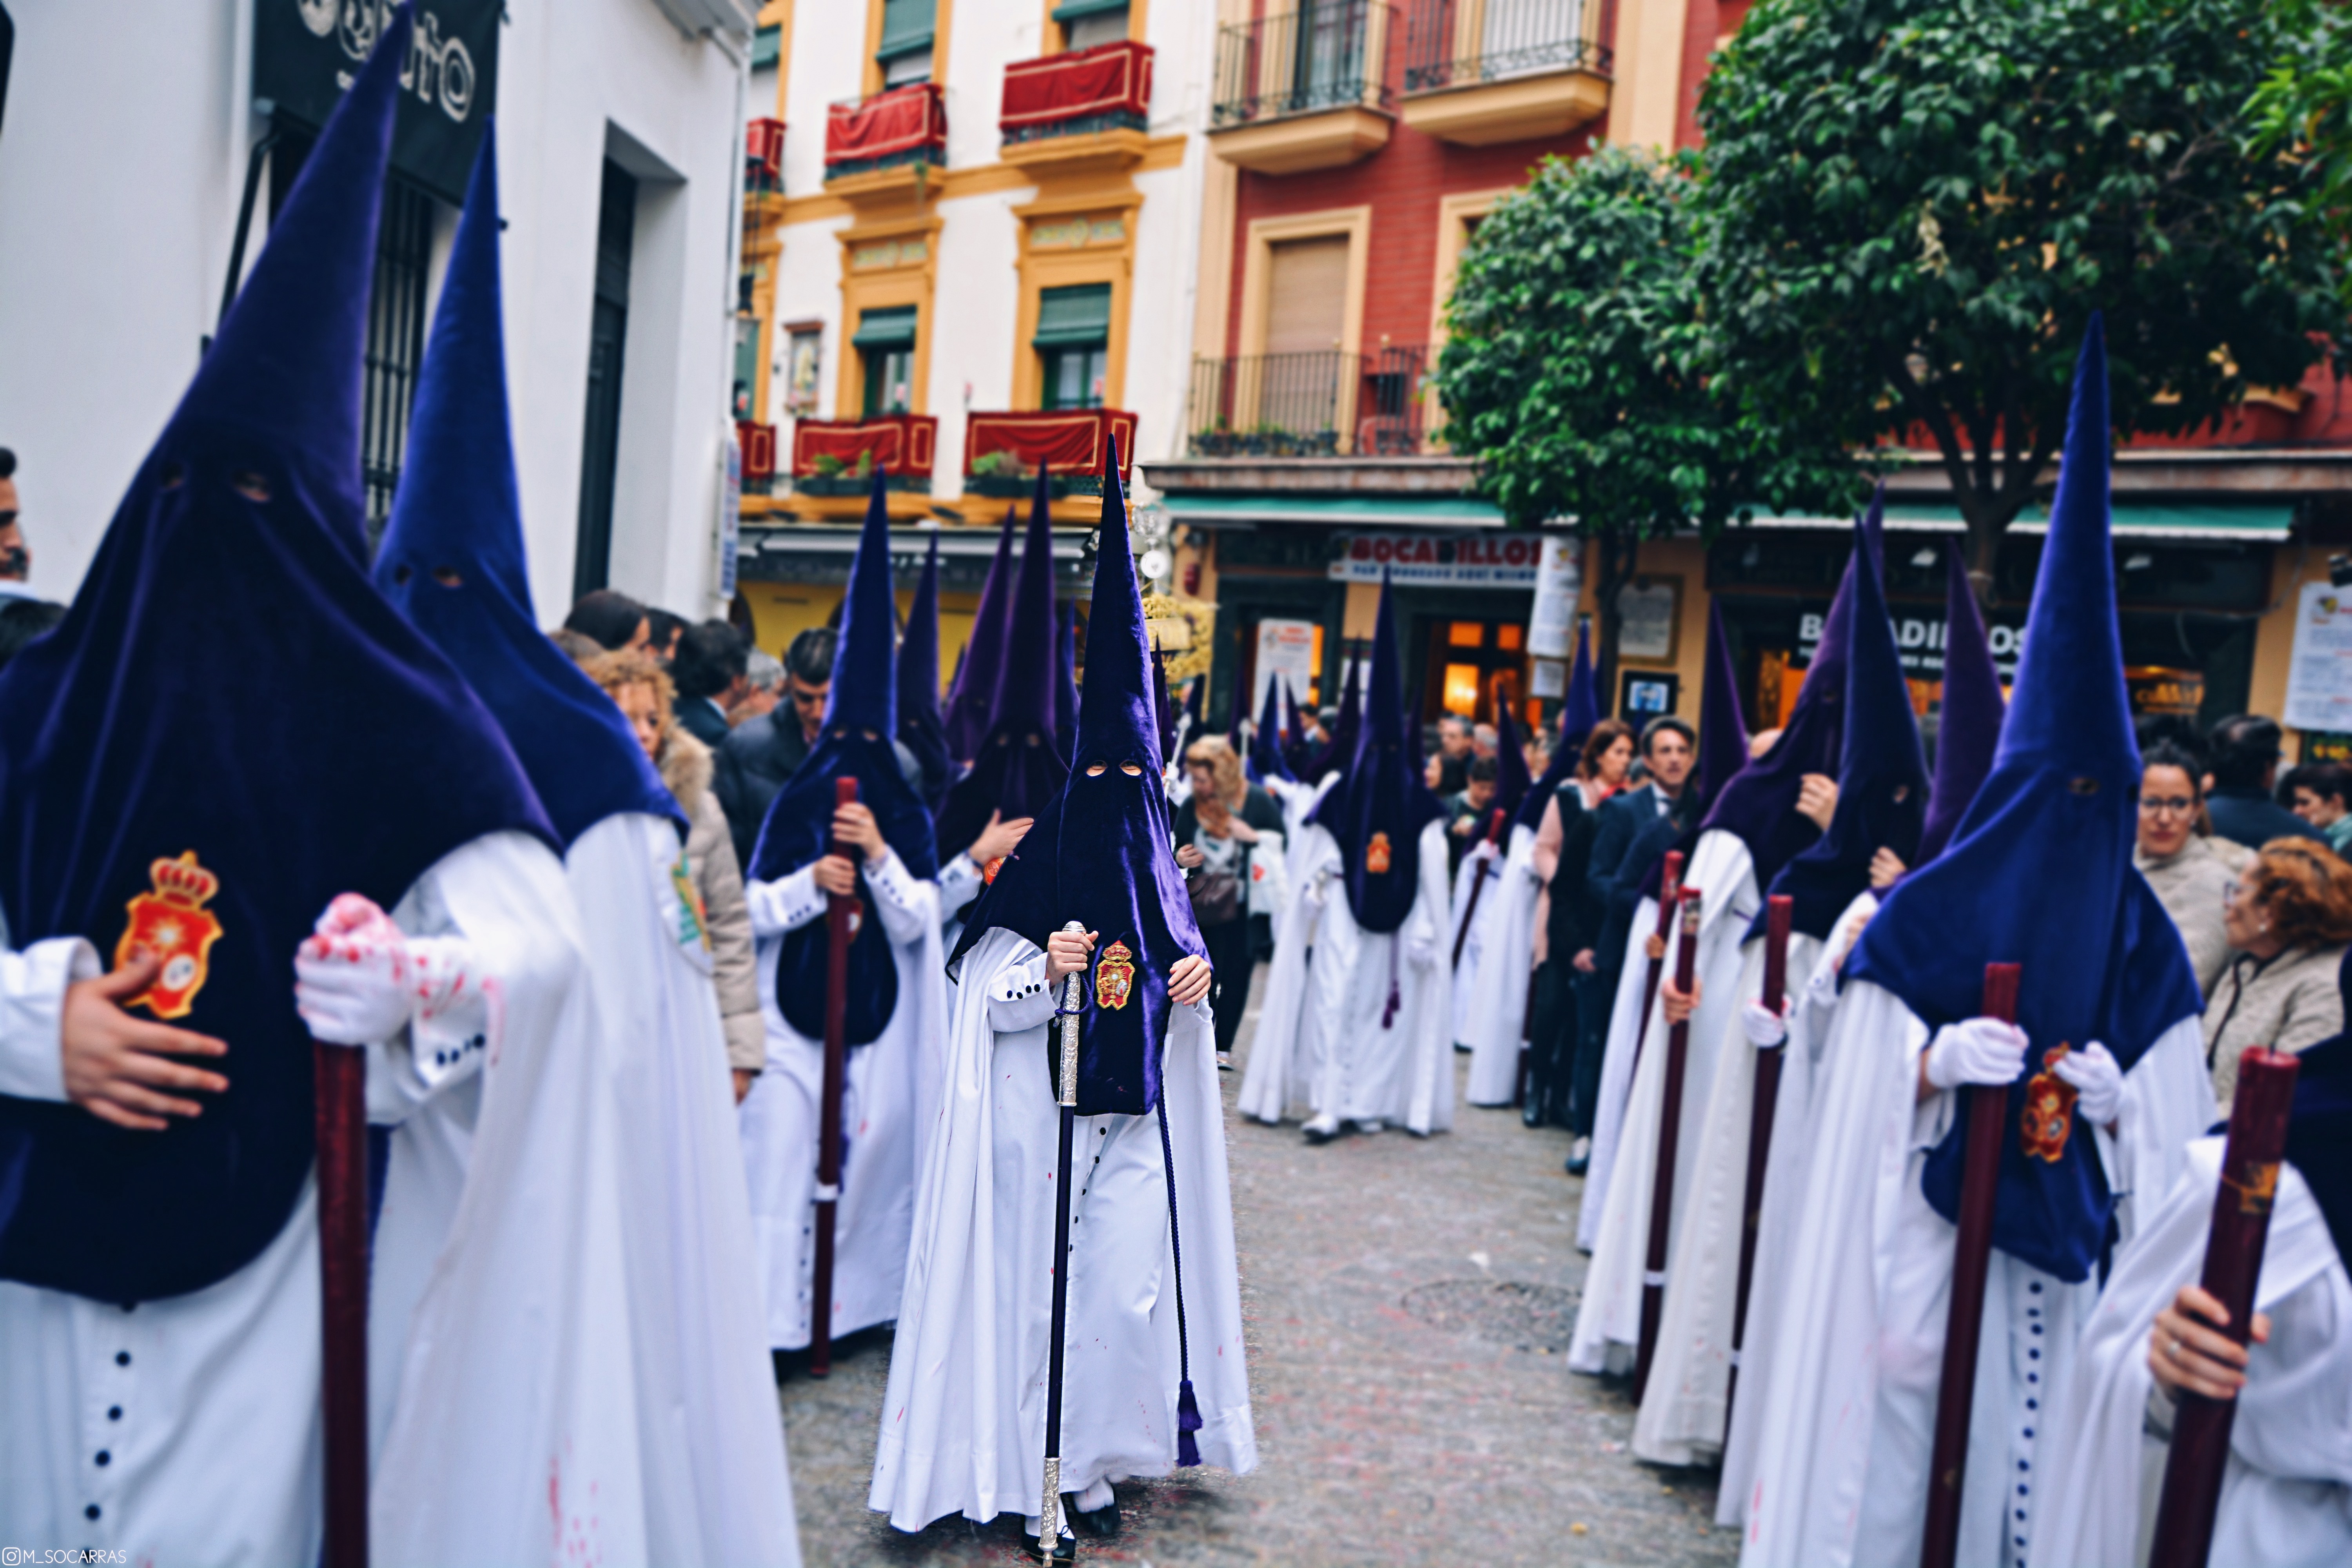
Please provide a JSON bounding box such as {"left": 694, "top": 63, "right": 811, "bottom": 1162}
{"left": 788, "top": 414, "right": 938, "bottom": 520}
{"left": 1187, "top": 346, "right": 1429, "bottom": 457}
{"left": 1209, "top": 3, "right": 1396, "bottom": 174}
{"left": 1397, "top": 0, "right": 1609, "bottom": 145}
{"left": 964, "top": 408, "right": 1139, "bottom": 519}
{"left": 823, "top": 83, "right": 947, "bottom": 196}
{"left": 736, "top": 419, "right": 778, "bottom": 495}
{"left": 1001, "top": 41, "right": 1154, "bottom": 176}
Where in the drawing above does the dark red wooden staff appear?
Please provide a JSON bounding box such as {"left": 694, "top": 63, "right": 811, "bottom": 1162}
{"left": 1633, "top": 884, "right": 1703, "bottom": 1403}
{"left": 809, "top": 774, "right": 860, "bottom": 1378}
{"left": 2148, "top": 1047, "right": 2301, "bottom": 1568}
{"left": 1725, "top": 892, "right": 1794, "bottom": 1426}
{"left": 1450, "top": 806, "right": 1511, "bottom": 971}
{"left": 315, "top": 1039, "right": 369, "bottom": 1568}
{"left": 1628, "top": 849, "right": 1686, "bottom": 1079}
{"left": 1919, "top": 961, "right": 2021, "bottom": 1568}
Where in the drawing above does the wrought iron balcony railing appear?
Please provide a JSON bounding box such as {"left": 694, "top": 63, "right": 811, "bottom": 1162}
{"left": 1187, "top": 346, "right": 1429, "bottom": 457}
{"left": 1211, "top": 3, "right": 1397, "bottom": 128}
{"left": 1401, "top": 0, "right": 1609, "bottom": 94}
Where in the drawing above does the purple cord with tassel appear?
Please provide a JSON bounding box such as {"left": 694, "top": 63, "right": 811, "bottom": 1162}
{"left": 1154, "top": 1094, "right": 1203, "bottom": 1467}
{"left": 1381, "top": 938, "right": 1401, "bottom": 1029}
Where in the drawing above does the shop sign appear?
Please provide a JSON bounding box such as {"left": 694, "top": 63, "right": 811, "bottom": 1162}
{"left": 1798, "top": 610, "right": 2024, "bottom": 679}
{"left": 2284, "top": 581, "right": 2352, "bottom": 734}
{"left": 1328, "top": 532, "right": 1541, "bottom": 587}
{"left": 255, "top": 0, "right": 500, "bottom": 204}
{"left": 1526, "top": 536, "right": 1583, "bottom": 659}
{"left": 1253, "top": 619, "right": 1319, "bottom": 715}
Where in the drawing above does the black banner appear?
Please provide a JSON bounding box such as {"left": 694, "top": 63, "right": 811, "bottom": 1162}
{"left": 253, "top": 0, "right": 499, "bottom": 204}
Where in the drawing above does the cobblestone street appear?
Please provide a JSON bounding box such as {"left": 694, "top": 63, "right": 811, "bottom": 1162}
{"left": 781, "top": 966, "right": 1742, "bottom": 1567}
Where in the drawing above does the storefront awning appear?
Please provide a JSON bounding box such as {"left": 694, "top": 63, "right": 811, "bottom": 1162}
{"left": 1737, "top": 500, "right": 2294, "bottom": 541}
{"left": 1159, "top": 493, "right": 1508, "bottom": 529}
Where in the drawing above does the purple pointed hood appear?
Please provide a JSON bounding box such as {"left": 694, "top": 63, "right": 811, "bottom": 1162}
{"left": 1248, "top": 675, "right": 1292, "bottom": 784}
{"left": 1917, "top": 540, "right": 2005, "bottom": 863}
{"left": 1493, "top": 699, "right": 1532, "bottom": 822}
{"left": 898, "top": 530, "right": 955, "bottom": 809}
{"left": 1310, "top": 575, "right": 1448, "bottom": 931}
{"left": 1518, "top": 619, "right": 1599, "bottom": 831}
{"left": 1693, "top": 601, "right": 1751, "bottom": 813}
{"left": 942, "top": 507, "right": 1016, "bottom": 761}
{"left": 935, "top": 468, "right": 1067, "bottom": 852}
{"left": 1307, "top": 657, "right": 1364, "bottom": 780}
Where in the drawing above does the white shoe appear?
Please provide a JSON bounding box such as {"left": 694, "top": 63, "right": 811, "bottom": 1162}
{"left": 1301, "top": 1112, "right": 1341, "bottom": 1144}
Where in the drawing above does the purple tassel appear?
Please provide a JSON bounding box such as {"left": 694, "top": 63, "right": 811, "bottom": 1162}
{"left": 1176, "top": 1379, "right": 1203, "bottom": 1468}
{"left": 1381, "top": 940, "right": 1401, "bottom": 1028}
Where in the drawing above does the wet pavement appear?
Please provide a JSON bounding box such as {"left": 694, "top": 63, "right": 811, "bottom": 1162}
{"left": 780, "top": 963, "right": 1742, "bottom": 1567}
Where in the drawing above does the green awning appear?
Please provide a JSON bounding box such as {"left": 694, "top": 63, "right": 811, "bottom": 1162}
{"left": 852, "top": 306, "right": 918, "bottom": 350}
{"left": 1737, "top": 500, "right": 2292, "bottom": 541}
{"left": 1052, "top": 0, "right": 1131, "bottom": 20}
{"left": 751, "top": 23, "right": 780, "bottom": 69}
{"left": 1033, "top": 284, "right": 1112, "bottom": 350}
{"left": 1160, "top": 493, "right": 1508, "bottom": 528}
{"left": 877, "top": 0, "right": 936, "bottom": 58}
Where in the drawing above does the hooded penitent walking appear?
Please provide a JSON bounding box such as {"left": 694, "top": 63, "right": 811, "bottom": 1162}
{"left": 1737, "top": 322, "right": 2216, "bottom": 1568}
{"left": 0, "top": 16, "right": 642, "bottom": 1561}
{"left": 737, "top": 475, "right": 947, "bottom": 1359}
{"left": 370, "top": 125, "right": 797, "bottom": 1566}
{"left": 871, "top": 448, "right": 1254, "bottom": 1550}
{"left": 1451, "top": 702, "right": 1530, "bottom": 1094}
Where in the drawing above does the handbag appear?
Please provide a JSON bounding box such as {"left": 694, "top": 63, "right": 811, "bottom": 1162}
{"left": 1188, "top": 848, "right": 1245, "bottom": 925}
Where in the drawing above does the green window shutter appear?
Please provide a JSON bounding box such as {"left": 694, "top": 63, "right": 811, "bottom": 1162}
{"left": 1051, "top": 0, "right": 1129, "bottom": 21}
{"left": 853, "top": 306, "right": 919, "bottom": 350}
{"left": 1033, "top": 284, "right": 1112, "bottom": 349}
{"left": 751, "top": 24, "right": 781, "bottom": 69}
{"left": 877, "top": 0, "right": 936, "bottom": 60}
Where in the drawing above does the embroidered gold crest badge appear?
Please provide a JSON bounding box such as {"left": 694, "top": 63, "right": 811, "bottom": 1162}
{"left": 1366, "top": 831, "right": 1392, "bottom": 875}
{"left": 1095, "top": 939, "right": 1135, "bottom": 1010}
{"left": 2018, "top": 1045, "right": 2079, "bottom": 1163}
{"left": 115, "top": 851, "right": 224, "bottom": 1019}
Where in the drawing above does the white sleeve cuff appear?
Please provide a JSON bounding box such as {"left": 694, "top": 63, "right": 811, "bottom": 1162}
{"left": 988, "top": 953, "right": 1059, "bottom": 1034}
{"left": 0, "top": 936, "right": 102, "bottom": 1103}
{"left": 937, "top": 854, "right": 984, "bottom": 910}
{"left": 863, "top": 848, "right": 934, "bottom": 946}
{"left": 743, "top": 864, "right": 827, "bottom": 939}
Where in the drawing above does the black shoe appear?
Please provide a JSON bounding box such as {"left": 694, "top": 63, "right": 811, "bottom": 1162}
{"left": 1070, "top": 1493, "right": 1121, "bottom": 1538}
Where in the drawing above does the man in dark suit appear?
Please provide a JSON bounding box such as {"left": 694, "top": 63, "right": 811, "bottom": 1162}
{"left": 715, "top": 625, "right": 832, "bottom": 863}
{"left": 670, "top": 619, "right": 748, "bottom": 750}
{"left": 2203, "top": 713, "right": 2325, "bottom": 851}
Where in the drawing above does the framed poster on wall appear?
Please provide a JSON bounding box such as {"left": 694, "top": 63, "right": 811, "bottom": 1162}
{"left": 1616, "top": 577, "right": 1680, "bottom": 662}
{"left": 1619, "top": 669, "right": 1679, "bottom": 719}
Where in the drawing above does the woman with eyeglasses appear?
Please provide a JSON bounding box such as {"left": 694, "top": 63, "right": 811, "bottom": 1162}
{"left": 2135, "top": 740, "right": 2243, "bottom": 996}
{"left": 2204, "top": 837, "right": 2352, "bottom": 1106}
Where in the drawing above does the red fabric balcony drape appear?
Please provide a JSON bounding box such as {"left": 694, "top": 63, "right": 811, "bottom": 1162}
{"left": 1000, "top": 42, "right": 1153, "bottom": 130}
{"left": 965, "top": 410, "right": 1138, "bottom": 479}
{"left": 826, "top": 83, "right": 946, "bottom": 164}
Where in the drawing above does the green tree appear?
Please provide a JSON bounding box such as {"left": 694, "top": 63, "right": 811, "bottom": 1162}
{"left": 1434, "top": 146, "right": 1860, "bottom": 688}
{"left": 1699, "top": 0, "right": 2348, "bottom": 592}
{"left": 2248, "top": 0, "right": 2352, "bottom": 299}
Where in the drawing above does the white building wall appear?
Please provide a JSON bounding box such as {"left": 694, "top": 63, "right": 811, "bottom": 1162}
{"left": 0, "top": 0, "right": 748, "bottom": 621}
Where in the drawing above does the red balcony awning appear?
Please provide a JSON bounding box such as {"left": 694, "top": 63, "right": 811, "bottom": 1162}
{"left": 793, "top": 415, "right": 938, "bottom": 479}
{"left": 744, "top": 118, "right": 784, "bottom": 181}
{"left": 1000, "top": 41, "right": 1153, "bottom": 132}
{"left": 826, "top": 83, "right": 947, "bottom": 167}
{"left": 965, "top": 409, "right": 1138, "bottom": 481}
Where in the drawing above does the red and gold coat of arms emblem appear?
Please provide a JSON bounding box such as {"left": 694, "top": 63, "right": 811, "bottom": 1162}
{"left": 1365, "top": 831, "right": 1392, "bottom": 875}
{"left": 1095, "top": 939, "right": 1136, "bottom": 1010}
{"left": 114, "top": 851, "right": 224, "bottom": 1020}
{"left": 2018, "top": 1044, "right": 2079, "bottom": 1163}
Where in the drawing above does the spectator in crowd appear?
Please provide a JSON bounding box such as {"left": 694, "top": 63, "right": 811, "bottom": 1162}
{"left": 2205, "top": 714, "right": 2323, "bottom": 849}
{"left": 549, "top": 627, "right": 603, "bottom": 663}
{"left": 1172, "top": 735, "right": 1283, "bottom": 1066}
{"left": 1472, "top": 723, "right": 1498, "bottom": 761}
{"left": 0, "top": 446, "right": 33, "bottom": 596}
{"left": 670, "top": 618, "right": 748, "bottom": 748}
{"left": 2136, "top": 740, "right": 2240, "bottom": 997}
{"left": 586, "top": 648, "right": 765, "bottom": 1099}
{"left": 735, "top": 648, "right": 785, "bottom": 725}
{"left": 2203, "top": 837, "right": 2352, "bottom": 1105}
{"left": 564, "top": 587, "right": 651, "bottom": 652}
{"left": 1445, "top": 754, "right": 1500, "bottom": 874}
{"left": 643, "top": 608, "right": 686, "bottom": 665}
{"left": 1583, "top": 716, "right": 1699, "bottom": 1033}
{"left": 0, "top": 595, "right": 63, "bottom": 672}
{"left": 2282, "top": 759, "right": 2352, "bottom": 854}
{"left": 1435, "top": 713, "right": 1474, "bottom": 793}
{"left": 714, "top": 624, "right": 835, "bottom": 864}
{"left": 1524, "top": 736, "right": 1553, "bottom": 785}
{"left": 1523, "top": 718, "right": 1634, "bottom": 1146}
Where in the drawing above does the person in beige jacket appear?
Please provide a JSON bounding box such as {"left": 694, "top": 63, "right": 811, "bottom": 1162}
{"left": 2203, "top": 835, "right": 2352, "bottom": 1106}
{"left": 586, "top": 648, "right": 766, "bottom": 1099}
{"left": 2135, "top": 742, "right": 2241, "bottom": 996}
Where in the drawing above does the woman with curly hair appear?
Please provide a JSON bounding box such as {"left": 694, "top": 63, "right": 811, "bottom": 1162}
{"left": 2203, "top": 835, "right": 2352, "bottom": 1105}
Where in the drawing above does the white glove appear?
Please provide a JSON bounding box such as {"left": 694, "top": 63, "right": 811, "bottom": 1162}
{"left": 2053, "top": 1040, "right": 2123, "bottom": 1127}
{"left": 1741, "top": 998, "right": 1790, "bottom": 1049}
{"left": 295, "top": 895, "right": 415, "bottom": 1046}
{"left": 1923, "top": 1016, "right": 2029, "bottom": 1092}
{"left": 1472, "top": 839, "right": 1499, "bottom": 864}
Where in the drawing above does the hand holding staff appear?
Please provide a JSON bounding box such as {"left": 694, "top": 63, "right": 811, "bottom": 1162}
{"left": 1629, "top": 849, "right": 1686, "bottom": 1079}
{"left": 1450, "top": 806, "right": 1512, "bottom": 971}
{"left": 1726, "top": 892, "right": 1795, "bottom": 1425}
{"left": 1039, "top": 920, "right": 1089, "bottom": 1564}
{"left": 2148, "top": 1048, "right": 2301, "bottom": 1568}
{"left": 809, "top": 774, "right": 860, "bottom": 1379}
{"left": 1920, "top": 962, "right": 2021, "bottom": 1568}
{"left": 1634, "top": 884, "right": 1703, "bottom": 1403}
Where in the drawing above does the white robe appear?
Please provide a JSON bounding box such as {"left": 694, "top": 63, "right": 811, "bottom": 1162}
{"left": 869, "top": 927, "right": 1254, "bottom": 1531}
{"left": 1446, "top": 840, "right": 1503, "bottom": 1046}
{"left": 1580, "top": 894, "right": 1661, "bottom": 1251}
{"left": 938, "top": 850, "right": 984, "bottom": 953}
{"left": 1716, "top": 893, "right": 1875, "bottom": 1521}
{"left": 1462, "top": 821, "right": 1542, "bottom": 1107}
{"left": 740, "top": 845, "right": 946, "bottom": 1351}
{"left": 2037, "top": 1138, "right": 2352, "bottom": 1568}
{"left": 1, "top": 833, "right": 656, "bottom": 1567}
{"left": 1235, "top": 825, "right": 1340, "bottom": 1125}
{"left": 1302, "top": 818, "right": 1455, "bottom": 1134}
{"left": 1570, "top": 828, "right": 1758, "bottom": 1372}
{"left": 1736, "top": 981, "right": 2215, "bottom": 1568}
